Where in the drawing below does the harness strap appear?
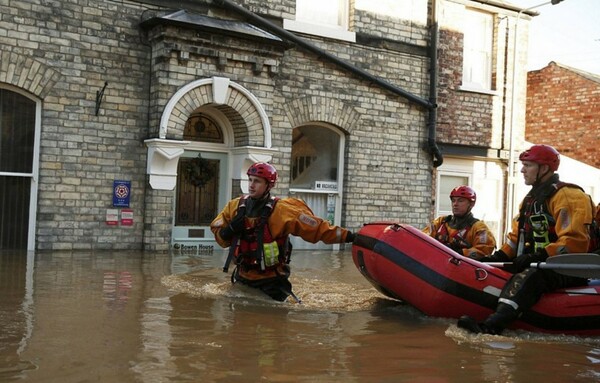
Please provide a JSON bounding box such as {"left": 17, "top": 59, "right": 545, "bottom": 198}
{"left": 518, "top": 180, "right": 594, "bottom": 253}
{"left": 222, "top": 236, "right": 238, "bottom": 273}
{"left": 256, "top": 196, "right": 279, "bottom": 271}
{"left": 437, "top": 215, "right": 478, "bottom": 247}
{"left": 535, "top": 181, "right": 583, "bottom": 213}
{"left": 520, "top": 181, "right": 583, "bottom": 229}
{"left": 442, "top": 214, "right": 479, "bottom": 227}
{"left": 222, "top": 196, "right": 248, "bottom": 273}
{"left": 223, "top": 195, "right": 281, "bottom": 273}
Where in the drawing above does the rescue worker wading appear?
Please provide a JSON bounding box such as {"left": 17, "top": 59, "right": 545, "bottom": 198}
{"left": 458, "top": 144, "right": 594, "bottom": 335}
{"left": 423, "top": 185, "right": 496, "bottom": 259}
{"left": 210, "top": 162, "right": 355, "bottom": 302}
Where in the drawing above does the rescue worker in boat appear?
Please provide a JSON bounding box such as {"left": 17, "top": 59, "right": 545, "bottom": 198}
{"left": 595, "top": 203, "right": 600, "bottom": 255}
{"left": 210, "top": 162, "right": 355, "bottom": 303}
{"left": 423, "top": 185, "right": 496, "bottom": 259}
{"left": 458, "top": 144, "right": 595, "bottom": 335}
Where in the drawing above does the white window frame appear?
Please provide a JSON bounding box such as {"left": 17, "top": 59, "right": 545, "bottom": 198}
{"left": 461, "top": 8, "right": 493, "bottom": 92}
{"left": 283, "top": 0, "right": 356, "bottom": 42}
{"left": 436, "top": 157, "right": 505, "bottom": 244}
{"left": 436, "top": 171, "right": 472, "bottom": 218}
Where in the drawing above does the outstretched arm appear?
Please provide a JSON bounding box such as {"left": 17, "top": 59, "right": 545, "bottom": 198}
{"left": 269, "top": 198, "right": 352, "bottom": 244}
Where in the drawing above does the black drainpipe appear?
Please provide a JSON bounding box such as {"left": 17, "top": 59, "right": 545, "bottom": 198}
{"left": 214, "top": 0, "right": 443, "bottom": 167}
{"left": 428, "top": 23, "right": 443, "bottom": 167}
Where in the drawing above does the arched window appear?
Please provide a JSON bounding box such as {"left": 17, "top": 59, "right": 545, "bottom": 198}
{"left": 183, "top": 112, "right": 224, "bottom": 143}
{"left": 291, "top": 125, "right": 340, "bottom": 190}
{"left": 290, "top": 124, "right": 345, "bottom": 250}
{"left": 0, "top": 88, "right": 37, "bottom": 249}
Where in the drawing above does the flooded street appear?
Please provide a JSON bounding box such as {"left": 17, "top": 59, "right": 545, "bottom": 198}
{"left": 1, "top": 248, "right": 600, "bottom": 382}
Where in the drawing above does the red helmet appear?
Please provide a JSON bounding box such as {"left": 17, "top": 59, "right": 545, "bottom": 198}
{"left": 247, "top": 162, "right": 278, "bottom": 187}
{"left": 450, "top": 185, "right": 476, "bottom": 203}
{"left": 519, "top": 144, "right": 560, "bottom": 171}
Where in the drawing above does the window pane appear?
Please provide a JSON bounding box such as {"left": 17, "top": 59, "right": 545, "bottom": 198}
{"left": 462, "top": 9, "right": 493, "bottom": 89}
{"left": 291, "top": 126, "right": 339, "bottom": 190}
{"left": 439, "top": 175, "right": 469, "bottom": 213}
{"left": 297, "top": 0, "right": 344, "bottom": 27}
{"left": 0, "top": 89, "right": 36, "bottom": 173}
{"left": 183, "top": 113, "right": 224, "bottom": 143}
{"left": 0, "top": 176, "right": 30, "bottom": 249}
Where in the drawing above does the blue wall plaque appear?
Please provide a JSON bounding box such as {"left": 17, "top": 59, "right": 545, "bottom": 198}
{"left": 113, "top": 180, "right": 131, "bottom": 207}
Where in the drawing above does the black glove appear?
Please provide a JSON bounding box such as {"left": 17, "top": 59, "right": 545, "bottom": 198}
{"left": 345, "top": 231, "right": 355, "bottom": 243}
{"left": 229, "top": 214, "right": 245, "bottom": 233}
{"left": 219, "top": 214, "right": 245, "bottom": 240}
{"left": 509, "top": 248, "right": 548, "bottom": 274}
{"left": 448, "top": 241, "right": 464, "bottom": 254}
{"left": 479, "top": 250, "right": 510, "bottom": 263}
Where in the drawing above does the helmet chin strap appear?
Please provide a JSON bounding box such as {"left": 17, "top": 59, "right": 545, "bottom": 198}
{"left": 257, "top": 185, "right": 272, "bottom": 200}
{"left": 463, "top": 203, "right": 475, "bottom": 216}
{"left": 454, "top": 202, "right": 474, "bottom": 218}
{"left": 534, "top": 165, "right": 550, "bottom": 185}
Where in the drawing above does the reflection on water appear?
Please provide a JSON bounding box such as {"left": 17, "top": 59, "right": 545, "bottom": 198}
{"left": 0, "top": 249, "right": 599, "bottom": 382}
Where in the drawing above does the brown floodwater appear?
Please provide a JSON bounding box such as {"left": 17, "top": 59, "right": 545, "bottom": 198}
{"left": 1, "top": 248, "right": 600, "bottom": 382}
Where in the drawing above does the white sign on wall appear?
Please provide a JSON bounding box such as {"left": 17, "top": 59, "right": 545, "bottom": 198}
{"left": 314, "top": 181, "right": 338, "bottom": 191}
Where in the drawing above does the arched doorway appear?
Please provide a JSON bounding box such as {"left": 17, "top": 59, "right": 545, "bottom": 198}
{"left": 148, "top": 76, "right": 278, "bottom": 251}
{"left": 171, "top": 110, "right": 230, "bottom": 251}
{"left": 289, "top": 123, "right": 346, "bottom": 250}
{"left": 0, "top": 86, "right": 40, "bottom": 250}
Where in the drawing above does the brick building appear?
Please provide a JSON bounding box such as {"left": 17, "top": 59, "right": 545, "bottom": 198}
{"left": 526, "top": 61, "right": 600, "bottom": 169}
{"left": 0, "top": 0, "right": 538, "bottom": 251}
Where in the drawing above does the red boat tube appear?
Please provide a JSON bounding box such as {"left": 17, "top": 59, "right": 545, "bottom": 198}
{"left": 352, "top": 222, "right": 600, "bottom": 336}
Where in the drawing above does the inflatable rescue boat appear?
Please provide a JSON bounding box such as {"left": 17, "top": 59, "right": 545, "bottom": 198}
{"left": 352, "top": 222, "right": 600, "bottom": 336}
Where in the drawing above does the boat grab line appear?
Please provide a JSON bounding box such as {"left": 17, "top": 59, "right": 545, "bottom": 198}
{"left": 475, "top": 268, "right": 488, "bottom": 281}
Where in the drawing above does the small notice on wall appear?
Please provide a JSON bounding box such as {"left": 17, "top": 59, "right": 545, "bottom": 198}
{"left": 121, "top": 209, "right": 134, "bottom": 226}
{"left": 106, "top": 209, "right": 119, "bottom": 225}
{"left": 113, "top": 180, "right": 131, "bottom": 207}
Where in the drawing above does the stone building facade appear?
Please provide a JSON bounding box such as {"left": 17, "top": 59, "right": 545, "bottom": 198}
{"left": 526, "top": 61, "right": 600, "bottom": 169}
{"left": 0, "top": 0, "right": 536, "bottom": 251}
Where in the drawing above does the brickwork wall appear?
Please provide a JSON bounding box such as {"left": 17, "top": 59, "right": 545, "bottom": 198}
{"left": 526, "top": 62, "right": 600, "bottom": 168}
{"left": 143, "top": 0, "right": 436, "bottom": 230}
{"left": 0, "top": 0, "right": 151, "bottom": 250}
{"left": 0, "top": 0, "right": 475, "bottom": 250}
{"left": 436, "top": 30, "right": 493, "bottom": 147}
{"left": 272, "top": 47, "right": 432, "bottom": 225}
{"left": 353, "top": 9, "right": 429, "bottom": 46}
{"left": 434, "top": 3, "right": 530, "bottom": 156}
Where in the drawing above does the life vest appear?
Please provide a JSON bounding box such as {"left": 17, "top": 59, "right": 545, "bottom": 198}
{"left": 589, "top": 202, "right": 600, "bottom": 253}
{"left": 434, "top": 215, "right": 478, "bottom": 250}
{"left": 222, "top": 195, "right": 292, "bottom": 274}
{"left": 518, "top": 181, "right": 599, "bottom": 254}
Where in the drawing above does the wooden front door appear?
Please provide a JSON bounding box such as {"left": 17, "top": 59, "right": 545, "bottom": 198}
{"left": 172, "top": 152, "right": 227, "bottom": 249}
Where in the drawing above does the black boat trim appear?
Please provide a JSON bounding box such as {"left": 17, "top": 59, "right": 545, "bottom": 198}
{"left": 355, "top": 233, "right": 600, "bottom": 332}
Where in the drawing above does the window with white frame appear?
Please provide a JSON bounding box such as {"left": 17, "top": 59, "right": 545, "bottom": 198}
{"left": 437, "top": 173, "right": 470, "bottom": 217}
{"left": 436, "top": 158, "right": 505, "bottom": 244}
{"left": 283, "top": 0, "right": 355, "bottom": 42}
{"left": 462, "top": 8, "right": 493, "bottom": 91}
